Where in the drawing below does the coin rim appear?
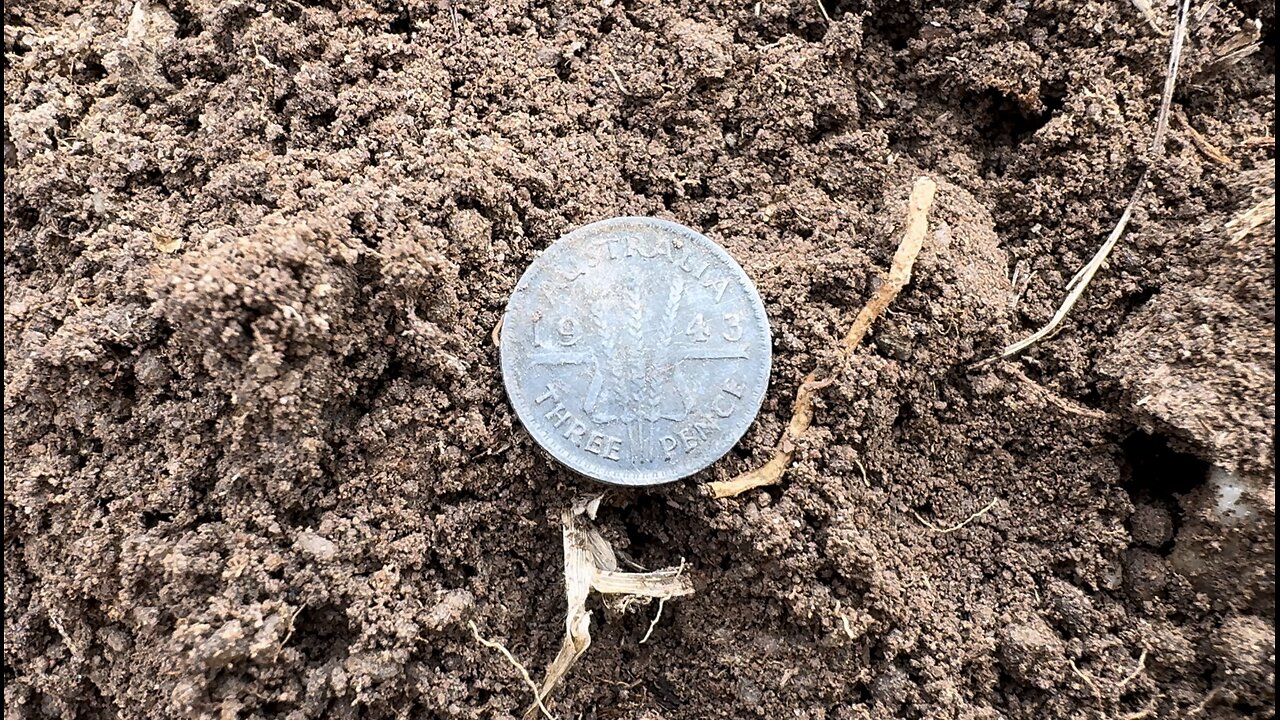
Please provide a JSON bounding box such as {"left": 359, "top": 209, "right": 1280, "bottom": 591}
{"left": 500, "top": 216, "right": 772, "bottom": 486}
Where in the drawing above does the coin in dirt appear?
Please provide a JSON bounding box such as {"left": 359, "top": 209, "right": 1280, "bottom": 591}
{"left": 500, "top": 217, "right": 772, "bottom": 486}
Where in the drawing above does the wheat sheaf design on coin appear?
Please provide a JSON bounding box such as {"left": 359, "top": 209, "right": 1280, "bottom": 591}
{"left": 500, "top": 217, "right": 772, "bottom": 486}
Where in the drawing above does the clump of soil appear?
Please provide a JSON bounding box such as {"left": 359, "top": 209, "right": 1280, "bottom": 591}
{"left": 4, "top": 0, "right": 1274, "bottom": 719}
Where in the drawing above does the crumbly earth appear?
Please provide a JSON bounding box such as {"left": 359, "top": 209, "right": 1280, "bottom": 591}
{"left": 3, "top": 1, "right": 1275, "bottom": 719}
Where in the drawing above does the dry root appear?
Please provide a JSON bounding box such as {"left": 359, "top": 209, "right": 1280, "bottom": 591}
{"left": 470, "top": 622, "right": 554, "bottom": 720}
{"left": 986, "top": 0, "right": 1191, "bottom": 363}
{"left": 912, "top": 497, "right": 1000, "bottom": 534}
{"left": 1174, "top": 110, "right": 1237, "bottom": 167}
{"left": 709, "top": 176, "right": 938, "bottom": 499}
{"left": 1003, "top": 366, "right": 1110, "bottom": 421}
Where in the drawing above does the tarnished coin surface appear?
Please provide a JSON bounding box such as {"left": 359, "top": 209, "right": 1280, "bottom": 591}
{"left": 500, "top": 217, "right": 771, "bottom": 486}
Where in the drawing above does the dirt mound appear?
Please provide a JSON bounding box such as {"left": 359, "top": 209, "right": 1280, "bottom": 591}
{"left": 4, "top": 0, "right": 1274, "bottom": 718}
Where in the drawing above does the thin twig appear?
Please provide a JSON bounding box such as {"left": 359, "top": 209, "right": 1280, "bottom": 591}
{"left": 986, "top": 0, "right": 1191, "bottom": 363}
{"left": 470, "top": 621, "right": 555, "bottom": 720}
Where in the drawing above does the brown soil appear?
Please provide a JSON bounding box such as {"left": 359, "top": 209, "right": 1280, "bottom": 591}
{"left": 4, "top": 1, "right": 1275, "bottom": 719}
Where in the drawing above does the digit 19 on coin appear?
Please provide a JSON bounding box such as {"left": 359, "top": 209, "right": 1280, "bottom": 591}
{"left": 500, "top": 217, "right": 772, "bottom": 486}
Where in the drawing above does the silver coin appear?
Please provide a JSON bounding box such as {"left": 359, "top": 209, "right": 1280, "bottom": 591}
{"left": 500, "top": 217, "right": 772, "bottom": 486}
